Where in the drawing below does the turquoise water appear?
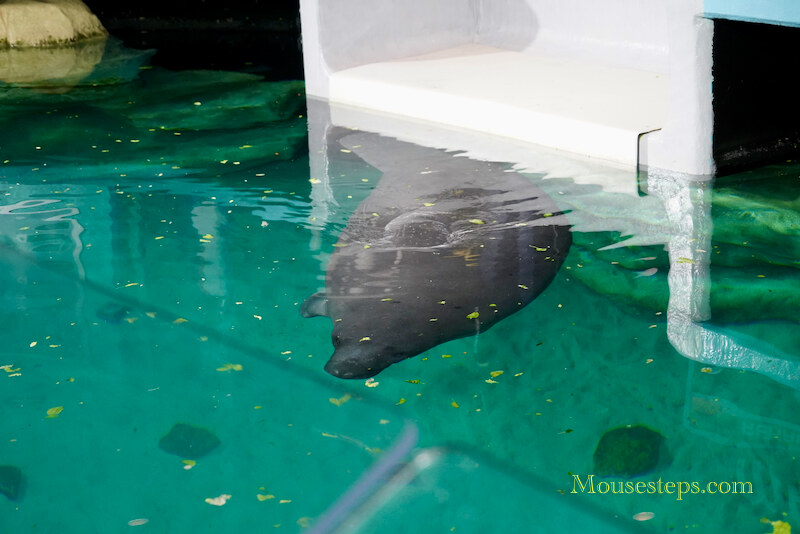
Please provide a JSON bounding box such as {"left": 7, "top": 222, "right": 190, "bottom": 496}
{"left": 2, "top": 53, "right": 799, "bottom": 533}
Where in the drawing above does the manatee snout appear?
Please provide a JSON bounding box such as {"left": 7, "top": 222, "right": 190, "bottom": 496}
{"left": 324, "top": 357, "right": 379, "bottom": 379}
{"left": 324, "top": 343, "right": 402, "bottom": 379}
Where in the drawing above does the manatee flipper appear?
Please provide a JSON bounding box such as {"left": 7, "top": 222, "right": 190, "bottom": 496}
{"left": 300, "top": 292, "right": 329, "bottom": 318}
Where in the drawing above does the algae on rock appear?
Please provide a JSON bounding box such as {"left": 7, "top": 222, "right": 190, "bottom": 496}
{"left": 593, "top": 424, "right": 665, "bottom": 478}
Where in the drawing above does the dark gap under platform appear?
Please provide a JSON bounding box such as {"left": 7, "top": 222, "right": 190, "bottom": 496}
{"left": 712, "top": 19, "right": 800, "bottom": 176}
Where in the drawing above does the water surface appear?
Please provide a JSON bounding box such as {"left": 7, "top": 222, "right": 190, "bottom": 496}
{"left": 2, "top": 60, "right": 799, "bottom": 533}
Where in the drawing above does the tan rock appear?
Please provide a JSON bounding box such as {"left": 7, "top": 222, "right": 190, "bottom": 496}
{"left": 0, "top": 0, "right": 107, "bottom": 48}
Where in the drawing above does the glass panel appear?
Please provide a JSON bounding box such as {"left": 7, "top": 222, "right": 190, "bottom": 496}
{"left": 316, "top": 448, "right": 643, "bottom": 534}
{"left": 3, "top": 53, "right": 798, "bottom": 533}
{"left": 0, "top": 246, "right": 412, "bottom": 532}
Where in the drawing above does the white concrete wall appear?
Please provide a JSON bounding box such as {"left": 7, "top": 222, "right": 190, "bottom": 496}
{"left": 300, "top": 0, "right": 715, "bottom": 174}
{"left": 640, "top": 0, "right": 714, "bottom": 176}
{"left": 512, "top": 0, "right": 670, "bottom": 73}
{"left": 301, "top": 0, "right": 477, "bottom": 97}
{"left": 302, "top": 0, "right": 676, "bottom": 97}
{"left": 319, "top": 0, "right": 475, "bottom": 71}
{"left": 473, "top": 0, "right": 538, "bottom": 51}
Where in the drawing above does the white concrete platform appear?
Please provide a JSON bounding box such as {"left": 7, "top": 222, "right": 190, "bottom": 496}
{"left": 329, "top": 44, "right": 668, "bottom": 168}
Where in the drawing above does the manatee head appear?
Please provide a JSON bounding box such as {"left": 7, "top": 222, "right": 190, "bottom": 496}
{"left": 323, "top": 326, "right": 419, "bottom": 379}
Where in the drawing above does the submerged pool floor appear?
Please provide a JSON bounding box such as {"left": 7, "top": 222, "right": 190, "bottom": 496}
{"left": 1, "top": 64, "right": 799, "bottom": 533}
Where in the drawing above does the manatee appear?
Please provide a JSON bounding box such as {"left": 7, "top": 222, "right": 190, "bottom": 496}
{"left": 302, "top": 131, "right": 571, "bottom": 378}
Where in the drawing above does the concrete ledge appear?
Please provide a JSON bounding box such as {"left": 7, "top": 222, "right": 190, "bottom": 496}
{"left": 329, "top": 44, "right": 667, "bottom": 168}
{"left": 321, "top": 99, "right": 639, "bottom": 195}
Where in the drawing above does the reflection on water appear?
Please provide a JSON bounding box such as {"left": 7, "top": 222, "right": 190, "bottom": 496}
{"left": 0, "top": 37, "right": 107, "bottom": 89}
{"left": 302, "top": 130, "right": 571, "bottom": 378}
{"left": 2, "top": 62, "right": 799, "bottom": 533}
{"left": 641, "top": 170, "right": 800, "bottom": 389}
{"left": 0, "top": 198, "right": 85, "bottom": 276}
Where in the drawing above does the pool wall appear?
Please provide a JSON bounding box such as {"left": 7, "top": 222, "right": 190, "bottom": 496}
{"left": 299, "top": 0, "right": 800, "bottom": 175}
